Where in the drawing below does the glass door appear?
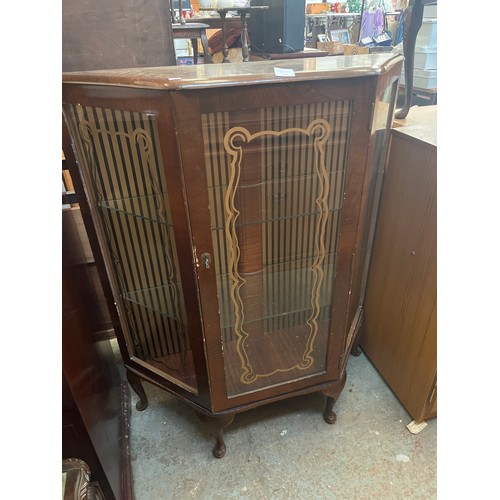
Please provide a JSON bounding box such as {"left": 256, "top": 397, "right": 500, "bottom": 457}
{"left": 201, "top": 101, "right": 353, "bottom": 398}
{"left": 64, "top": 104, "right": 198, "bottom": 394}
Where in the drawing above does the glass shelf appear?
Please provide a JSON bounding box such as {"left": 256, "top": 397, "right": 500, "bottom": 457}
{"left": 208, "top": 170, "right": 345, "bottom": 229}
{"left": 121, "top": 283, "right": 186, "bottom": 323}
{"left": 211, "top": 207, "right": 341, "bottom": 231}
{"left": 208, "top": 167, "right": 345, "bottom": 191}
{"left": 223, "top": 317, "right": 331, "bottom": 398}
{"left": 204, "top": 135, "right": 350, "bottom": 167}
{"left": 215, "top": 254, "right": 336, "bottom": 329}
{"left": 146, "top": 350, "right": 198, "bottom": 394}
{"left": 99, "top": 193, "right": 173, "bottom": 226}
{"left": 220, "top": 305, "right": 333, "bottom": 335}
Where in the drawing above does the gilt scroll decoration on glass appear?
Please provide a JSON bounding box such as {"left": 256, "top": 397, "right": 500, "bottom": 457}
{"left": 202, "top": 101, "right": 352, "bottom": 396}
{"left": 223, "top": 120, "right": 332, "bottom": 384}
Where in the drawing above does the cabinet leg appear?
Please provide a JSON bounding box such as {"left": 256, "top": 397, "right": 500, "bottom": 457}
{"left": 351, "top": 322, "right": 364, "bottom": 357}
{"left": 126, "top": 370, "right": 148, "bottom": 411}
{"left": 350, "top": 308, "right": 364, "bottom": 357}
{"left": 196, "top": 412, "right": 235, "bottom": 458}
{"left": 321, "top": 374, "right": 347, "bottom": 425}
{"left": 323, "top": 396, "right": 337, "bottom": 424}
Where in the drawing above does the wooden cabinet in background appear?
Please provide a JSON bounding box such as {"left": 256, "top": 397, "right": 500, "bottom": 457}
{"left": 62, "top": 194, "right": 132, "bottom": 499}
{"left": 361, "top": 105, "right": 437, "bottom": 425}
{"left": 63, "top": 55, "right": 403, "bottom": 457}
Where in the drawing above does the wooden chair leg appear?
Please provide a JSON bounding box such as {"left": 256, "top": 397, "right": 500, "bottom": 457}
{"left": 191, "top": 38, "right": 199, "bottom": 64}
{"left": 200, "top": 30, "right": 212, "bottom": 64}
{"left": 395, "top": 0, "right": 425, "bottom": 119}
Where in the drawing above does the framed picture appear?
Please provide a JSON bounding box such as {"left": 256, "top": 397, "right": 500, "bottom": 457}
{"left": 177, "top": 56, "right": 194, "bottom": 65}
{"left": 317, "top": 34, "right": 327, "bottom": 43}
{"left": 329, "top": 29, "right": 351, "bottom": 45}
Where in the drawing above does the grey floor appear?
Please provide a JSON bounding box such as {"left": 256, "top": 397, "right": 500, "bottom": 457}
{"left": 129, "top": 352, "right": 437, "bottom": 499}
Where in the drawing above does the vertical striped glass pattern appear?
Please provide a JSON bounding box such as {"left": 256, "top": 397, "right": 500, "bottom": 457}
{"left": 202, "top": 101, "right": 353, "bottom": 397}
{"left": 65, "top": 104, "right": 197, "bottom": 393}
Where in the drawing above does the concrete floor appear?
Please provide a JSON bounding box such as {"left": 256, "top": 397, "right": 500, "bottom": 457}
{"left": 129, "top": 352, "right": 436, "bottom": 499}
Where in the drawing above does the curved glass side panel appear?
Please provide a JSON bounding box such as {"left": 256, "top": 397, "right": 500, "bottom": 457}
{"left": 64, "top": 104, "right": 197, "bottom": 393}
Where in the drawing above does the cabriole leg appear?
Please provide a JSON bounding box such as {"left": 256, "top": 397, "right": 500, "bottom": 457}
{"left": 196, "top": 412, "right": 235, "bottom": 458}
{"left": 321, "top": 374, "right": 347, "bottom": 425}
{"left": 126, "top": 370, "right": 148, "bottom": 411}
{"left": 323, "top": 396, "right": 337, "bottom": 424}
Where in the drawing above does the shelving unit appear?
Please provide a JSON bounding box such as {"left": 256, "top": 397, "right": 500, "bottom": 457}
{"left": 306, "top": 12, "right": 361, "bottom": 46}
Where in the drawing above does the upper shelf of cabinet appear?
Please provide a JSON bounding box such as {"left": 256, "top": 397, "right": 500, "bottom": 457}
{"left": 62, "top": 54, "right": 403, "bottom": 91}
{"left": 99, "top": 194, "right": 174, "bottom": 226}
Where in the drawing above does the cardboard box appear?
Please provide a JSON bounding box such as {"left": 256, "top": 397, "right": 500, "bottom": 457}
{"left": 343, "top": 44, "right": 394, "bottom": 55}
{"left": 306, "top": 3, "right": 331, "bottom": 14}
{"left": 317, "top": 41, "right": 344, "bottom": 55}
{"left": 343, "top": 44, "right": 369, "bottom": 55}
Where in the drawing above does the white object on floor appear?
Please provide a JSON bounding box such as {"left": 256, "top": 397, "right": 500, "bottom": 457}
{"left": 407, "top": 420, "right": 428, "bottom": 434}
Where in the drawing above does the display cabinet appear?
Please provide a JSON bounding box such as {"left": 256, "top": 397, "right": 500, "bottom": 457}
{"left": 62, "top": 54, "right": 403, "bottom": 457}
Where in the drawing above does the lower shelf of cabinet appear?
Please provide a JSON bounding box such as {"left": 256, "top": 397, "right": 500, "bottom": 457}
{"left": 139, "top": 318, "right": 331, "bottom": 402}
{"left": 223, "top": 319, "right": 330, "bottom": 398}
{"left": 146, "top": 350, "right": 197, "bottom": 392}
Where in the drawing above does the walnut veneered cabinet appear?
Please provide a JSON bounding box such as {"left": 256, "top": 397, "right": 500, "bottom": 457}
{"left": 62, "top": 54, "right": 403, "bottom": 458}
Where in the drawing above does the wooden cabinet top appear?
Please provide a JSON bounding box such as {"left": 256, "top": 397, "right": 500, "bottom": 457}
{"left": 62, "top": 54, "right": 403, "bottom": 90}
{"left": 392, "top": 105, "right": 437, "bottom": 148}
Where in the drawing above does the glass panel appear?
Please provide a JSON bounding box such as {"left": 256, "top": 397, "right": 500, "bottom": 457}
{"left": 202, "top": 101, "right": 353, "bottom": 397}
{"left": 345, "top": 78, "right": 399, "bottom": 353}
{"left": 99, "top": 194, "right": 172, "bottom": 225}
{"left": 64, "top": 104, "right": 197, "bottom": 393}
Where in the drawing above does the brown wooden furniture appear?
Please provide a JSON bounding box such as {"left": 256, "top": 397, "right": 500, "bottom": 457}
{"left": 187, "top": 16, "right": 243, "bottom": 31}
{"left": 170, "top": 0, "right": 187, "bottom": 25}
{"left": 169, "top": 0, "right": 212, "bottom": 64}
{"left": 360, "top": 105, "right": 437, "bottom": 425}
{"left": 187, "top": 17, "right": 246, "bottom": 63}
{"left": 172, "top": 23, "right": 212, "bottom": 64}
{"left": 249, "top": 48, "right": 329, "bottom": 61}
{"left": 200, "top": 6, "right": 268, "bottom": 62}
{"left": 62, "top": 54, "right": 403, "bottom": 458}
{"left": 63, "top": 132, "right": 133, "bottom": 499}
